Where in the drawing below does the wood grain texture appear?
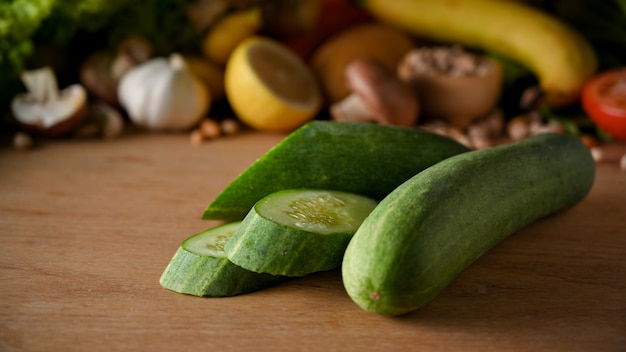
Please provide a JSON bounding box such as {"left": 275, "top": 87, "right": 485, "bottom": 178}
{"left": 0, "top": 131, "right": 624, "bottom": 352}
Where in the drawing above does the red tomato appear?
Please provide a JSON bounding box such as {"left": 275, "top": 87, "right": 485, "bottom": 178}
{"left": 581, "top": 67, "right": 626, "bottom": 141}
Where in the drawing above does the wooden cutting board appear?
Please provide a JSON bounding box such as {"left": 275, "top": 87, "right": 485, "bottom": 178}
{"left": 0, "top": 130, "right": 624, "bottom": 351}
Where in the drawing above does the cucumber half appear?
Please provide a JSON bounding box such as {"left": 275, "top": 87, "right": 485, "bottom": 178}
{"left": 202, "top": 121, "right": 470, "bottom": 221}
{"left": 224, "top": 189, "right": 378, "bottom": 277}
{"left": 159, "top": 222, "right": 285, "bottom": 297}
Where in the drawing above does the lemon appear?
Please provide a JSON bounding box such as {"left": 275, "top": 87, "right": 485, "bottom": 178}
{"left": 225, "top": 36, "right": 322, "bottom": 132}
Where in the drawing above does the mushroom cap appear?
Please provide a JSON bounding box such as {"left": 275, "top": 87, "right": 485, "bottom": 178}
{"left": 11, "top": 84, "right": 87, "bottom": 138}
{"left": 79, "top": 50, "right": 119, "bottom": 106}
{"left": 344, "top": 57, "right": 419, "bottom": 126}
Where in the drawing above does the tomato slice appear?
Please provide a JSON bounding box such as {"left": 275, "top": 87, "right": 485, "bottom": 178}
{"left": 581, "top": 67, "right": 626, "bottom": 142}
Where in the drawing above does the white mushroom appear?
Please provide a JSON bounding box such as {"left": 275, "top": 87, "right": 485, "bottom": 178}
{"left": 11, "top": 67, "right": 87, "bottom": 137}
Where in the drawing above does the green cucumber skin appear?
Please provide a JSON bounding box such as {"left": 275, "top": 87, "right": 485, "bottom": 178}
{"left": 342, "top": 133, "right": 595, "bottom": 316}
{"left": 225, "top": 204, "right": 355, "bottom": 277}
{"left": 160, "top": 244, "right": 285, "bottom": 297}
{"left": 202, "top": 121, "right": 470, "bottom": 221}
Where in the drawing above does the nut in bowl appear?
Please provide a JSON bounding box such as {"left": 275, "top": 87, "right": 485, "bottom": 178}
{"left": 398, "top": 46, "right": 503, "bottom": 129}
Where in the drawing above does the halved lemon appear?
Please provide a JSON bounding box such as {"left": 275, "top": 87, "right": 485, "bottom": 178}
{"left": 225, "top": 36, "right": 323, "bottom": 132}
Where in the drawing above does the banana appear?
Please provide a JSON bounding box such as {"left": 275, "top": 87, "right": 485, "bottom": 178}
{"left": 355, "top": 0, "right": 597, "bottom": 107}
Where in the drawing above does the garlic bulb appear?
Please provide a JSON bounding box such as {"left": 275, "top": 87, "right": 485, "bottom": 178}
{"left": 118, "top": 53, "right": 210, "bottom": 131}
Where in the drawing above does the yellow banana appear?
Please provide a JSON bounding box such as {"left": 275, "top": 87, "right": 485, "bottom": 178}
{"left": 202, "top": 7, "right": 263, "bottom": 65}
{"left": 356, "top": 0, "right": 597, "bottom": 106}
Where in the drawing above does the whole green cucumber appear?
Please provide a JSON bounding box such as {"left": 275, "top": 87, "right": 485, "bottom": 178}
{"left": 342, "top": 133, "right": 595, "bottom": 316}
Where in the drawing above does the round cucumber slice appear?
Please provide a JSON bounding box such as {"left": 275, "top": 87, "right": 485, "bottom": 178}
{"left": 159, "top": 222, "right": 285, "bottom": 297}
{"left": 224, "top": 189, "right": 378, "bottom": 277}
{"left": 183, "top": 223, "right": 233, "bottom": 259}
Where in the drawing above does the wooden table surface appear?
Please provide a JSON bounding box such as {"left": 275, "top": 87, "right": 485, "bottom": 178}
{"left": 1, "top": 129, "right": 625, "bottom": 352}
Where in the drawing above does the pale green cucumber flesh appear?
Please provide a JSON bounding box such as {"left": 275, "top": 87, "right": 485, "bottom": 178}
{"left": 160, "top": 222, "right": 285, "bottom": 297}
{"left": 202, "top": 121, "right": 470, "bottom": 221}
{"left": 224, "top": 189, "right": 378, "bottom": 277}
{"left": 342, "top": 133, "right": 595, "bottom": 316}
{"left": 183, "top": 222, "right": 237, "bottom": 258}
{"left": 257, "top": 189, "right": 378, "bottom": 235}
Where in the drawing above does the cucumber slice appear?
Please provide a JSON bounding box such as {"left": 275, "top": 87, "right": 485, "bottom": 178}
{"left": 202, "top": 121, "right": 470, "bottom": 221}
{"left": 159, "top": 222, "right": 285, "bottom": 297}
{"left": 224, "top": 189, "right": 378, "bottom": 277}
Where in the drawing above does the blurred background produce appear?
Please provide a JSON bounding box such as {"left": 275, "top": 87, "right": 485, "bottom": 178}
{"left": 0, "top": 0, "right": 624, "bottom": 158}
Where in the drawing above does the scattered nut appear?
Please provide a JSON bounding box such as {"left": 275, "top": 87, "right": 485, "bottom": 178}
{"left": 189, "top": 117, "right": 240, "bottom": 145}
{"left": 469, "top": 134, "right": 492, "bottom": 150}
{"left": 527, "top": 113, "right": 546, "bottom": 135}
{"left": 531, "top": 119, "right": 565, "bottom": 135}
{"left": 467, "top": 122, "right": 492, "bottom": 149}
{"left": 419, "top": 119, "right": 449, "bottom": 136}
{"left": 199, "top": 118, "right": 221, "bottom": 139}
{"left": 447, "top": 126, "right": 472, "bottom": 148}
{"left": 620, "top": 154, "right": 626, "bottom": 172}
{"left": 507, "top": 115, "right": 532, "bottom": 141}
{"left": 190, "top": 129, "right": 205, "bottom": 146}
{"left": 220, "top": 118, "right": 240, "bottom": 136}
{"left": 13, "top": 132, "right": 34, "bottom": 150}
{"left": 590, "top": 146, "right": 603, "bottom": 162}
{"left": 484, "top": 109, "right": 505, "bottom": 137}
{"left": 420, "top": 112, "right": 502, "bottom": 150}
